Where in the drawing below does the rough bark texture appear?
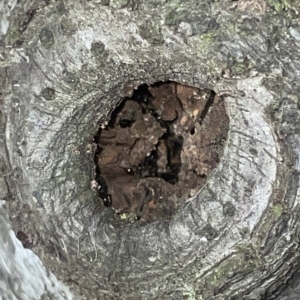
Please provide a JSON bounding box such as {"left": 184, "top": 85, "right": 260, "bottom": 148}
{"left": 1, "top": 0, "right": 300, "bottom": 299}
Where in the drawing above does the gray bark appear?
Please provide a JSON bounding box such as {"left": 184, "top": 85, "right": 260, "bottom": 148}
{"left": 1, "top": 0, "right": 300, "bottom": 299}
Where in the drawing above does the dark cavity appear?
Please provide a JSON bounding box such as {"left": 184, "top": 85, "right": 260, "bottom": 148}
{"left": 93, "top": 81, "right": 229, "bottom": 223}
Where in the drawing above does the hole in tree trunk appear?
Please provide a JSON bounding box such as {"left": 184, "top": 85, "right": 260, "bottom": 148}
{"left": 93, "top": 81, "right": 229, "bottom": 223}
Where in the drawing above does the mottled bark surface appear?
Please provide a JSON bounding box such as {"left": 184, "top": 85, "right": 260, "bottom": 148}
{"left": 1, "top": 0, "right": 300, "bottom": 299}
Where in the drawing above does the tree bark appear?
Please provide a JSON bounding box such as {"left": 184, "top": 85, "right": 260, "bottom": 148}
{"left": 1, "top": 0, "right": 300, "bottom": 299}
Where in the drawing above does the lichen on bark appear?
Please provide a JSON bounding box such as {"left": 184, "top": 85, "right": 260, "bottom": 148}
{"left": 1, "top": 0, "right": 300, "bottom": 299}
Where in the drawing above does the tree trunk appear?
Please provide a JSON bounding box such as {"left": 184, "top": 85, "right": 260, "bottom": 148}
{"left": 1, "top": 0, "right": 300, "bottom": 299}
